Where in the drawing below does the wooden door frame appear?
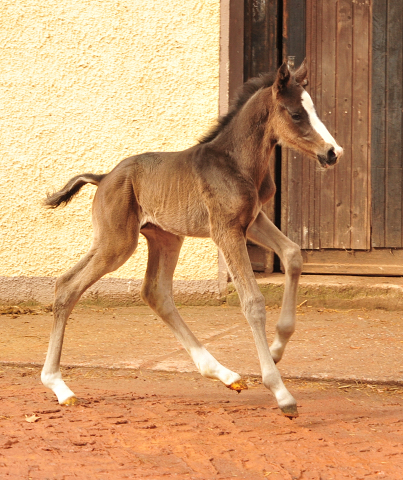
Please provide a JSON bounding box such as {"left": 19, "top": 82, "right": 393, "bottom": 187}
{"left": 217, "top": 0, "right": 244, "bottom": 294}
{"left": 218, "top": 0, "right": 274, "bottom": 288}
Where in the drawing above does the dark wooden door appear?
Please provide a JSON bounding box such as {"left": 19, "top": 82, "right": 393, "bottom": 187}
{"left": 243, "top": 0, "right": 403, "bottom": 275}
{"left": 284, "top": 0, "right": 403, "bottom": 274}
{"left": 282, "top": 0, "right": 372, "bottom": 252}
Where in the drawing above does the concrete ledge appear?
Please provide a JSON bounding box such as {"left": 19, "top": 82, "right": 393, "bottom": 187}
{"left": 2, "top": 273, "right": 403, "bottom": 310}
{"left": 0, "top": 276, "right": 222, "bottom": 307}
{"left": 227, "top": 273, "right": 403, "bottom": 311}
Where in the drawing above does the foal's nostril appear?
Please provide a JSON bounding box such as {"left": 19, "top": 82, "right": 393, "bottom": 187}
{"left": 327, "top": 148, "right": 337, "bottom": 164}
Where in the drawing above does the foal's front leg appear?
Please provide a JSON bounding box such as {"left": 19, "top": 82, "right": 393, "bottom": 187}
{"left": 247, "top": 211, "right": 302, "bottom": 363}
{"left": 215, "top": 229, "right": 298, "bottom": 417}
{"left": 141, "top": 225, "right": 246, "bottom": 391}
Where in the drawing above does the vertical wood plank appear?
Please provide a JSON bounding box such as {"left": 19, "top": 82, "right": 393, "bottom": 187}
{"left": 318, "top": 0, "right": 337, "bottom": 248}
{"left": 284, "top": 0, "right": 306, "bottom": 66}
{"left": 400, "top": 6, "right": 403, "bottom": 248}
{"left": 219, "top": 0, "right": 244, "bottom": 115}
{"left": 371, "top": 0, "right": 387, "bottom": 248}
{"left": 311, "top": 0, "right": 323, "bottom": 249}
{"left": 304, "top": 0, "right": 317, "bottom": 249}
{"left": 351, "top": 0, "right": 371, "bottom": 249}
{"left": 244, "top": 0, "right": 280, "bottom": 271}
{"left": 290, "top": 0, "right": 307, "bottom": 247}
{"left": 243, "top": 0, "right": 253, "bottom": 81}
{"left": 334, "top": 0, "right": 353, "bottom": 248}
{"left": 219, "top": 0, "right": 244, "bottom": 283}
{"left": 282, "top": 0, "right": 306, "bottom": 247}
{"left": 371, "top": 166, "right": 386, "bottom": 244}
{"left": 307, "top": 0, "right": 324, "bottom": 250}
{"left": 385, "top": 0, "right": 403, "bottom": 247}
{"left": 266, "top": 0, "right": 281, "bottom": 74}
{"left": 286, "top": 150, "right": 303, "bottom": 247}
{"left": 245, "top": 0, "right": 280, "bottom": 229}
{"left": 305, "top": 0, "right": 317, "bottom": 249}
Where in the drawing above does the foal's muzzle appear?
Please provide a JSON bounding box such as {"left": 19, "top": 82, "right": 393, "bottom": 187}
{"left": 317, "top": 146, "right": 343, "bottom": 169}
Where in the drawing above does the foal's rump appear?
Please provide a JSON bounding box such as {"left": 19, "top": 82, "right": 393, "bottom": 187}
{"left": 43, "top": 150, "right": 212, "bottom": 238}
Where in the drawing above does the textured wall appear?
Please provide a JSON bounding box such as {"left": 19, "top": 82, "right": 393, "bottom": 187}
{"left": 0, "top": 0, "right": 220, "bottom": 284}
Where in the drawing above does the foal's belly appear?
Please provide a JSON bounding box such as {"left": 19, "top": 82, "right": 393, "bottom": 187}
{"left": 140, "top": 205, "right": 211, "bottom": 238}
{"left": 136, "top": 156, "right": 212, "bottom": 238}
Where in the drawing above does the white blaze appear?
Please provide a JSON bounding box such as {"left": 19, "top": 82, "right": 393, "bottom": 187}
{"left": 301, "top": 90, "right": 343, "bottom": 156}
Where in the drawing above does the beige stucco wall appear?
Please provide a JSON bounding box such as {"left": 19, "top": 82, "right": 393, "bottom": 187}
{"left": 0, "top": 0, "right": 220, "bottom": 295}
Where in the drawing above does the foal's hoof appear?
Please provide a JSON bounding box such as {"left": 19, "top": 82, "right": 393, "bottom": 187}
{"left": 227, "top": 379, "right": 248, "bottom": 393}
{"left": 280, "top": 404, "right": 299, "bottom": 419}
{"left": 61, "top": 396, "right": 79, "bottom": 406}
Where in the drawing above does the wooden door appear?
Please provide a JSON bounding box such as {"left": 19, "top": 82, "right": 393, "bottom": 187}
{"left": 242, "top": 0, "right": 403, "bottom": 275}
{"left": 282, "top": 0, "right": 378, "bottom": 273}
{"left": 282, "top": 0, "right": 371, "bottom": 250}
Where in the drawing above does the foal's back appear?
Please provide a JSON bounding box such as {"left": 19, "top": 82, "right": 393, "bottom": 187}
{"left": 97, "top": 145, "right": 214, "bottom": 238}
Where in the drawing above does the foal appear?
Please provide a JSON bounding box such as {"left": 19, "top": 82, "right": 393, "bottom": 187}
{"left": 41, "top": 61, "right": 342, "bottom": 418}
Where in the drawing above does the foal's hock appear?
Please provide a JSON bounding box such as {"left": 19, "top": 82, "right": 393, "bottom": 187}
{"left": 42, "top": 61, "right": 342, "bottom": 418}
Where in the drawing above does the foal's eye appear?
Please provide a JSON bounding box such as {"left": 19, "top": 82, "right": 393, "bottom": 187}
{"left": 291, "top": 113, "right": 302, "bottom": 121}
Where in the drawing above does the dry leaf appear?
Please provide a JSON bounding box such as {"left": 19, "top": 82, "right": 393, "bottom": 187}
{"left": 25, "top": 414, "right": 41, "bottom": 423}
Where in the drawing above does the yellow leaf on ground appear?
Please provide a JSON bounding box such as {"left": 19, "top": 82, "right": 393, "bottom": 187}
{"left": 25, "top": 414, "right": 40, "bottom": 423}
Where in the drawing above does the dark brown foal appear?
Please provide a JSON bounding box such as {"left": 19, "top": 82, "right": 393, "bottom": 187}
{"left": 41, "top": 61, "right": 342, "bottom": 418}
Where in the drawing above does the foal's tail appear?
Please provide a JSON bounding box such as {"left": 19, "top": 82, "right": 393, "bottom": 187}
{"left": 44, "top": 173, "right": 107, "bottom": 209}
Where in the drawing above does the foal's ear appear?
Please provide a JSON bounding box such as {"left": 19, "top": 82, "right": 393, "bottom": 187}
{"left": 273, "top": 62, "right": 291, "bottom": 95}
{"left": 294, "top": 59, "right": 308, "bottom": 86}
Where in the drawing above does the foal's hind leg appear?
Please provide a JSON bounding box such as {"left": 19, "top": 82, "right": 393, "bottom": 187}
{"left": 41, "top": 240, "right": 138, "bottom": 404}
{"left": 42, "top": 192, "right": 140, "bottom": 404}
{"left": 247, "top": 211, "right": 302, "bottom": 363}
{"left": 140, "top": 225, "right": 246, "bottom": 391}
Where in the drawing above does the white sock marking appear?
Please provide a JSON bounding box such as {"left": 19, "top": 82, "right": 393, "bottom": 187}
{"left": 189, "top": 346, "right": 241, "bottom": 386}
{"left": 41, "top": 371, "right": 75, "bottom": 404}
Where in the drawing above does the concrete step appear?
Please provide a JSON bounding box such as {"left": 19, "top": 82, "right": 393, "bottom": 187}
{"left": 226, "top": 273, "right": 403, "bottom": 311}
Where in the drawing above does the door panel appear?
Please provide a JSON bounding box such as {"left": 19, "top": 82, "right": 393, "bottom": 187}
{"left": 282, "top": 0, "right": 371, "bottom": 251}
{"left": 371, "top": 0, "right": 403, "bottom": 248}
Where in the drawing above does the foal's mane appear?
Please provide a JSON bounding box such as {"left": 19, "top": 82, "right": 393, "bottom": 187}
{"left": 199, "top": 72, "right": 276, "bottom": 144}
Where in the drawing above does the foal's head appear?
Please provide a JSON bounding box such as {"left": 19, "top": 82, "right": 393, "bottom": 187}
{"left": 271, "top": 61, "right": 343, "bottom": 168}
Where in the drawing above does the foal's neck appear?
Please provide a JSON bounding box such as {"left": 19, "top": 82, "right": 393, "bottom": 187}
{"left": 225, "top": 87, "right": 276, "bottom": 185}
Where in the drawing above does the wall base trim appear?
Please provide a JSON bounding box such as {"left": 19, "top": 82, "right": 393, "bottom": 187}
{"left": 0, "top": 277, "right": 223, "bottom": 307}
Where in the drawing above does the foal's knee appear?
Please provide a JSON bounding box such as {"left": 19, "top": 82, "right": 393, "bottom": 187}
{"left": 283, "top": 243, "right": 302, "bottom": 277}
{"left": 242, "top": 292, "right": 266, "bottom": 328}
